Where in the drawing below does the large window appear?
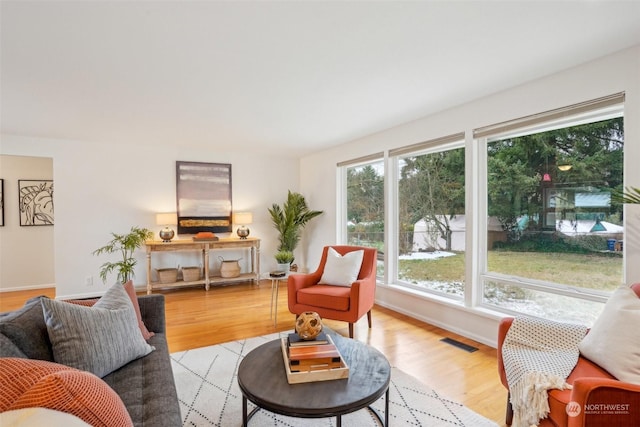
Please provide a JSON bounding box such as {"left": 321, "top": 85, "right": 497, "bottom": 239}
{"left": 480, "top": 97, "right": 624, "bottom": 324}
{"left": 344, "top": 159, "right": 384, "bottom": 278}
{"left": 393, "top": 135, "right": 465, "bottom": 298}
{"left": 337, "top": 93, "right": 626, "bottom": 326}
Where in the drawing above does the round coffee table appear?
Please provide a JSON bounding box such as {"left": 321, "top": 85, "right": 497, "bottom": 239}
{"left": 237, "top": 332, "right": 390, "bottom": 426}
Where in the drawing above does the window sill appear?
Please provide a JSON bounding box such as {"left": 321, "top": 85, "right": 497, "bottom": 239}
{"left": 377, "top": 282, "right": 506, "bottom": 321}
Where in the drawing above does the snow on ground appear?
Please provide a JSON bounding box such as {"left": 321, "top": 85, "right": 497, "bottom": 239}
{"left": 398, "top": 251, "right": 456, "bottom": 260}
{"left": 397, "top": 251, "right": 603, "bottom": 326}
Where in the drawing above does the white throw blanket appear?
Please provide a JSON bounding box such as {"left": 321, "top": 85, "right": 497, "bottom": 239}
{"left": 502, "top": 316, "right": 588, "bottom": 427}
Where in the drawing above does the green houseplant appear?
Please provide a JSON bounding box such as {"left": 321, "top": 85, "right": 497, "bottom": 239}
{"left": 275, "top": 250, "right": 295, "bottom": 264}
{"left": 612, "top": 186, "right": 640, "bottom": 204}
{"left": 268, "top": 191, "right": 324, "bottom": 255}
{"left": 93, "top": 226, "right": 153, "bottom": 284}
{"left": 274, "top": 250, "right": 295, "bottom": 273}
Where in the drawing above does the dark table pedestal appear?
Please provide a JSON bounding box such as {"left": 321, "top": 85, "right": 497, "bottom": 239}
{"left": 238, "top": 332, "right": 391, "bottom": 426}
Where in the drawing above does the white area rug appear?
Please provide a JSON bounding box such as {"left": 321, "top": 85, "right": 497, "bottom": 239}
{"left": 171, "top": 332, "right": 498, "bottom": 426}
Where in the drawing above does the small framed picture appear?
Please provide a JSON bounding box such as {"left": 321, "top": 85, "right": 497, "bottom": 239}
{"left": 0, "top": 179, "right": 4, "bottom": 226}
{"left": 18, "top": 179, "right": 54, "bottom": 226}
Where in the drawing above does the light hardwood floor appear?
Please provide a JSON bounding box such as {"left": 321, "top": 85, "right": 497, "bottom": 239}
{"left": 0, "top": 281, "right": 508, "bottom": 425}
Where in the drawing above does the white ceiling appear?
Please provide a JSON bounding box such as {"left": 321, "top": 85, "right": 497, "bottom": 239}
{"left": 2, "top": 1, "right": 640, "bottom": 157}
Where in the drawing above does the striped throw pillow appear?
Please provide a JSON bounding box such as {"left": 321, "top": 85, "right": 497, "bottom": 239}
{"left": 41, "top": 282, "right": 154, "bottom": 378}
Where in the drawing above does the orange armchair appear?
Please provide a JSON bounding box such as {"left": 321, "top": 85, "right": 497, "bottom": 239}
{"left": 287, "top": 245, "right": 377, "bottom": 338}
{"left": 497, "top": 284, "right": 640, "bottom": 426}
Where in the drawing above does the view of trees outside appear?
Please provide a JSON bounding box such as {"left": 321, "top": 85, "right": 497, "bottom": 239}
{"left": 346, "top": 161, "right": 384, "bottom": 278}
{"left": 344, "top": 114, "right": 624, "bottom": 324}
{"left": 345, "top": 146, "right": 468, "bottom": 296}
{"left": 484, "top": 117, "right": 624, "bottom": 324}
{"left": 397, "top": 146, "right": 466, "bottom": 297}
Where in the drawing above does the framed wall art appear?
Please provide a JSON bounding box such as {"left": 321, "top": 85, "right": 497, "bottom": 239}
{"left": 18, "top": 179, "right": 54, "bottom": 226}
{"left": 176, "top": 161, "right": 232, "bottom": 234}
{"left": 0, "top": 179, "right": 4, "bottom": 226}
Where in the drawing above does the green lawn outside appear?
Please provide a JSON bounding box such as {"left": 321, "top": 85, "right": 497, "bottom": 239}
{"left": 399, "top": 251, "right": 623, "bottom": 291}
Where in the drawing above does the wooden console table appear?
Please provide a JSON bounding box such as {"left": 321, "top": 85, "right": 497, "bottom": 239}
{"left": 145, "top": 237, "right": 260, "bottom": 294}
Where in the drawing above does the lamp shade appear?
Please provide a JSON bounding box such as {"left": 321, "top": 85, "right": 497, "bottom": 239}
{"left": 156, "top": 212, "right": 177, "bottom": 225}
{"left": 234, "top": 212, "right": 253, "bottom": 225}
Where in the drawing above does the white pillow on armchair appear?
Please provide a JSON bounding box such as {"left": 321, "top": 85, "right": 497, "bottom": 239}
{"left": 318, "top": 248, "right": 364, "bottom": 287}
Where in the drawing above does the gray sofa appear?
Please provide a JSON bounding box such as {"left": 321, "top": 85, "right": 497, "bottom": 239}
{"left": 0, "top": 294, "right": 182, "bottom": 427}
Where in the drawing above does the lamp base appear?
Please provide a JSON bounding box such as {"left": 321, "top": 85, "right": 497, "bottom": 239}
{"left": 159, "top": 227, "right": 175, "bottom": 242}
{"left": 237, "top": 226, "right": 250, "bottom": 239}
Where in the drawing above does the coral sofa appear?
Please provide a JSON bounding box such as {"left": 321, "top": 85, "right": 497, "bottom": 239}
{"left": 0, "top": 283, "right": 181, "bottom": 426}
{"left": 497, "top": 283, "right": 640, "bottom": 427}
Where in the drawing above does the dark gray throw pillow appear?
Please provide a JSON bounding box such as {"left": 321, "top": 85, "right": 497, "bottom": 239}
{"left": 0, "top": 332, "right": 27, "bottom": 358}
{"left": 41, "top": 283, "right": 154, "bottom": 378}
{"left": 0, "top": 296, "right": 53, "bottom": 360}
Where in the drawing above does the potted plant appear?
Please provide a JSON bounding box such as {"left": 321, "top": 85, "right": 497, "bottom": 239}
{"left": 93, "top": 226, "right": 153, "bottom": 284}
{"left": 268, "top": 191, "right": 323, "bottom": 266}
{"left": 613, "top": 186, "right": 640, "bottom": 204}
{"left": 274, "top": 250, "right": 294, "bottom": 273}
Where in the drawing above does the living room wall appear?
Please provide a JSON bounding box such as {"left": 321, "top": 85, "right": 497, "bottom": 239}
{"left": 0, "top": 137, "right": 305, "bottom": 298}
{"left": 0, "top": 155, "right": 55, "bottom": 291}
{"left": 298, "top": 45, "right": 640, "bottom": 346}
{"left": 2, "top": 46, "right": 638, "bottom": 345}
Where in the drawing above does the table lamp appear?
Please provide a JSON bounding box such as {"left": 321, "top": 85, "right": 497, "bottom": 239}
{"left": 156, "top": 212, "right": 177, "bottom": 242}
{"left": 234, "top": 212, "right": 253, "bottom": 239}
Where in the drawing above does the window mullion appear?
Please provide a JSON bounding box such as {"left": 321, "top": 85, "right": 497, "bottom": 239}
{"left": 466, "top": 131, "right": 484, "bottom": 308}
{"left": 385, "top": 153, "right": 397, "bottom": 284}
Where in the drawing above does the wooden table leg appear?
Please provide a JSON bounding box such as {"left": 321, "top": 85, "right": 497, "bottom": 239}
{"left": 204, "top": 246, "right": 210, "bottom": 291}
{"left": 146, "top": 249, "right": 152, "bottom": 295}
{"left": 270, "top": 278, "right": 280, "bottom": 327}
{"left": 270, "top": 279, "right": 276, "bottom": 321}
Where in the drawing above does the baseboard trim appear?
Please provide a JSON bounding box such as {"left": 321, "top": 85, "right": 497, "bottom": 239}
{"left": 0, "top": 283, "right": 56, "bottom": 293}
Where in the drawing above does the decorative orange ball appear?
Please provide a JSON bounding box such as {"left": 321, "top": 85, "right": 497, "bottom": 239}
{"left": 295, "top": 311, "right": 323, "bottom": 340}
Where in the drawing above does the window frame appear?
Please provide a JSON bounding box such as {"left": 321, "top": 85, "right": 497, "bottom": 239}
{"left": 476, "top": 97, "right": 625, "bottom": 313}
{"left": 338, "top": 154, "right": 386, "bottom": 281}
{"left": 335, "top": 93, "right": 626, "bottom": 324}
{"left": 391, "top": 137, "right": 467, "bottom": 299}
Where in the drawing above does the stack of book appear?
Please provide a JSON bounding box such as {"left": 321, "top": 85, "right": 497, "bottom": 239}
{"left": 287, "top": 331, "right": 328, "bottom": 347}
{"left": 286, "top": 332, "right": 342, "bottom": 373}
{"left": 269, "top": 271, "right": 286, "bottom": 278}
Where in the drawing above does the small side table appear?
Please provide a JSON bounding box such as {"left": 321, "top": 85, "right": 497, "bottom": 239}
{"left": 270, "top": 274, "right": 288, "bottom": 327}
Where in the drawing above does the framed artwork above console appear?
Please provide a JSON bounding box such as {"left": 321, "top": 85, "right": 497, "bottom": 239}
{"left": 176, "top": 161, "right": 232, "bottom": 234}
